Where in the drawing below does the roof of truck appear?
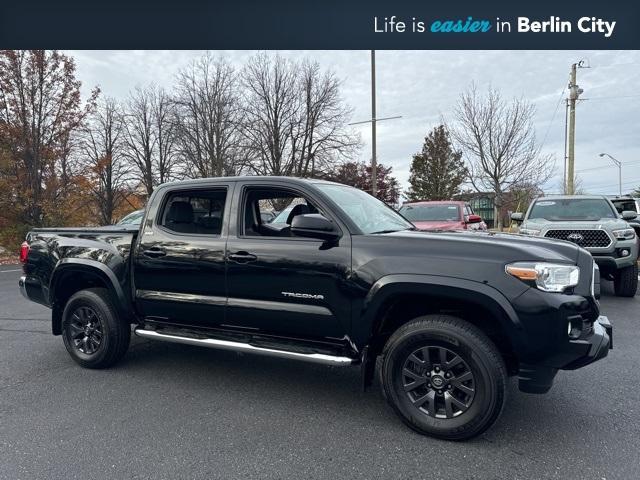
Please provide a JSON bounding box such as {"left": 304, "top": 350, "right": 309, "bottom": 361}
{"left": 157, "top": 176, "right": 344, "bottom": 189}
{"left": 534, "top": 195, "right": 609, "bottom": 201}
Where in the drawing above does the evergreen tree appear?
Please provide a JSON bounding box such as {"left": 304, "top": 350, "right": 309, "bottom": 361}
{"left": 406, "top": 125, "right": 467, "bottom": 201}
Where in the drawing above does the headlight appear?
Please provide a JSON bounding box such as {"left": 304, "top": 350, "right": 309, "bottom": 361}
{"left": 519, "top": 228, "right": 541, "bottom": 236}
{"left": 612, "top": 228, "right": 636, "bottom": 240}
{"left": 506, "top": 262, "right": 580, "bottom": 293}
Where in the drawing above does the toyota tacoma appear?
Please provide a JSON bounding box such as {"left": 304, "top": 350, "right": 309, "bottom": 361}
{"left": 512, "top": 195, "right": 638, "bottom": 297}
{"left": 19, "top": 177, "right": 612, "bottom": 440}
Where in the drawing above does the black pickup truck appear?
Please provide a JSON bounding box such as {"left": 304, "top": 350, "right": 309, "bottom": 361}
{"left": 19, "top": 176, "right": 612, "bottom": 440}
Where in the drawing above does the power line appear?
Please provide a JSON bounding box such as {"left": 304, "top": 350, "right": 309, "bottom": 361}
{"left": 540, "top": 77, "right": 569, "bottom": 150}
{"left": 577, "top": 160, "right": 640, "bottom": 174}
{"left": 582, "top": 95, "right": 640, "bottom": 101}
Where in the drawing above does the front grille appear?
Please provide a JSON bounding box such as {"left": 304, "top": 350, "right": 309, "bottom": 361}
{"left": 544, "top": 229, "right": 611, "bottom": 248}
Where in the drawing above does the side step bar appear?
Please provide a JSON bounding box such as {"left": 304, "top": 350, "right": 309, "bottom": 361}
{"left": 134, "top": 328, "right": 357, "bottom": 367}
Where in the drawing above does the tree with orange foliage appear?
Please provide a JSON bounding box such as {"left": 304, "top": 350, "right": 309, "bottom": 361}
{"left": 0, "top": 50, "right": 99, "bottom": 231}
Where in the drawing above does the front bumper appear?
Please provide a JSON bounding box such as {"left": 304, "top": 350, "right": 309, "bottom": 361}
{"left": 518, "top": 315, "right": 612, "bottom": 394}
{"left": 590, "top": 237, "right": 639, "bottom": 273}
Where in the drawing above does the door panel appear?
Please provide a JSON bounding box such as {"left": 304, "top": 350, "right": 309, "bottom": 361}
{"left": 225, "top": 237, "right": 351, "bottom": 338}
{"left": 225, "top": 184, "right": 352, "bottom": 339}
{"left": 133, "top": 185, "right": 231, "bottom": 328}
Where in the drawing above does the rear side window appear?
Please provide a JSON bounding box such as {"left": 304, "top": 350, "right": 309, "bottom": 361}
{"left": 159, "top": 189, "right": 227, "bottom": 235}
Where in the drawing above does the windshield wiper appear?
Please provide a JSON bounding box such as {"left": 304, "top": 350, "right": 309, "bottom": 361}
{"left": 370, "top": 227, "right": 414, "bottom": 234}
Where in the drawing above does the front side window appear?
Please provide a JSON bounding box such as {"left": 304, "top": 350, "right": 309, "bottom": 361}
{"left": 160, "top": 189, "right": 227, "bottom": 235}
{"left": 242, "top": 187, "right": 321, "bottom": 237}
{"left": 315, "top": 183, "right": 413, "bottom": 234}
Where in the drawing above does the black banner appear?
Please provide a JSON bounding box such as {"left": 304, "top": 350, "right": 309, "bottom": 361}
{"left": 0, "top": 0, "right": 638, "bottom": 49}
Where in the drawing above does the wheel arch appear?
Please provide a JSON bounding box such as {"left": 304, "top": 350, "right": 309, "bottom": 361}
{"left": 359, "top": 274, "right": 523, "bottom": 387}
{"left": 49, "top": 259, "right": 131, "bottom": 335}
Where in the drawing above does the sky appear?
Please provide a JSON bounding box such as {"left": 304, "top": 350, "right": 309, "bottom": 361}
{"left": 67, "top": 50, "right": 640, "bottom": 197}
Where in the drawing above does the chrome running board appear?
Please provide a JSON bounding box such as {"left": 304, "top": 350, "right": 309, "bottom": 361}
{"left": 134, "top": 328, "right": 356, "bottom": 367}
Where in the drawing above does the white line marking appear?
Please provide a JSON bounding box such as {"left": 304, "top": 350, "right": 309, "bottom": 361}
{"left": 0, "top": 269, "right": 21, "bottom": 273}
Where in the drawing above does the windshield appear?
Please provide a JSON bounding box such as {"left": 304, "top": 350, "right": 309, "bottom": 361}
{"left": 272, "top": 206, "right": 294, "bottom": 224}
{"left": 528, "top": 199, "right": 617, "bottom": 221}
{"left": 118, "top": 209, "right": 144, "bottom": 225}
{"left": 315, "top": 184, "right": 413, "bottom": 234}
{"left": 399, "top": 204, "right": 461, "bottom": 222}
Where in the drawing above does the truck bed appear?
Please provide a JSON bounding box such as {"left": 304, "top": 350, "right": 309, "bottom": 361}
{"left": 22, "top": 225, "right": 139, "bottom": 310}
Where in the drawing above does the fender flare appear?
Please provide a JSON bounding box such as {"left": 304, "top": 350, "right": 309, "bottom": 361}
{"left": 49, "top": 258, "right": 130, "bottom": 333}
{"left": 361, "top": 273, "right": 523, "bottom": 345}
{"left": 358, "top": 274, "right": 524, "bottom": 390}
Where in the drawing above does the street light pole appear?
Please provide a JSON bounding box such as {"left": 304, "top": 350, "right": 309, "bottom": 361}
{"left": 348, "top": 50, "right": 402, "bottom": 199}
{"left": 371, "top": 50, "right": 377, "bottom": 196}
{"left": 599, "top": 153, "right": 622, "bottom": 195}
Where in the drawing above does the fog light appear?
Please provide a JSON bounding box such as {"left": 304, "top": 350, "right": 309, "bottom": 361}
{"left": 567, "top": 316, "right": 583, "bottom": 339}
{"left": 621, "top": 249, "right": 630, "bottom": 257}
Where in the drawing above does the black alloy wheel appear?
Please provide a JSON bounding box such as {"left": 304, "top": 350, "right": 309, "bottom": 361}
{"left": 65, "top": 306, "right": 104, "bottom": 355}
{"left": 402, "top": 346, "right": 475, "bottom": 419}
{"left": 61, "top": 288, "right": 130, "bottom": 369}
{"left": 380, "top": 314, "right": 507, "bottom": 440}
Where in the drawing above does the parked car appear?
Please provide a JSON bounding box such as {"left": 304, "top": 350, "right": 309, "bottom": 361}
{"left": 398, "top": 201, "right": 487, "bottom": 231}
{"left": 609, "top": 196, "right": 640, "bottom": 236}
{"left": 260, "top": 211, "right": 276, "bottom": 223}
{"left": 19, "top": 177, "right": 612, "bottom": 440}
{"left": 117, "top": 209, "right": 145, "bottom": 226}
{"left": 512, "top": 195, "right": 638, "bottom": 297}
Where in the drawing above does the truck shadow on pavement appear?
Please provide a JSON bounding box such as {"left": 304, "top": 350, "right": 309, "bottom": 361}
{"left": 119, "top": 333, "right": 612, "bottom": 447}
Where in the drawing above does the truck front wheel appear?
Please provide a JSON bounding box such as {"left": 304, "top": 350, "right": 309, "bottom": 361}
{"left": 380, "top": 314, "right": 506, "bottom": 440}
{"left": 61, "top": 288, "right": 131, "bottom": 369}
{"left": 613, "top": 263, "right": 638, "bottom": 297}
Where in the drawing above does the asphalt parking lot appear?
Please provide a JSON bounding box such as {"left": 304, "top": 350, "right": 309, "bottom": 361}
{"left": 0, "top": 264, "right": 638, "bottom": 480}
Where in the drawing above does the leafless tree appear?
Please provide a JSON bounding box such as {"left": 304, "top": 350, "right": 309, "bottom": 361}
{"left": 241, "top": 53, "right": 300, "bottom": 177}
{"left": 152, "top": 87, "right": 180, "bottom": 184}
{"left": 241, "top": 53, "right": 359, "bottom": 178}
{"left": 292, "top": 60, "right": 360, "bottom": 176}
{"left": 174, "top": 54, "right": 244, "bottom": 178}
{"left": 122, "top": 85, "right": 156, "bottom": 195}
{"left": 449, "top": 85, "right": 555, "bottom": 229}
{"left": 80, "top": 97, "right": 131, "bottom": 225}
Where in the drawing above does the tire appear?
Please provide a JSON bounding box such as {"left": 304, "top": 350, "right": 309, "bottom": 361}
{"left": 380, "top": 314, "right": 506, "bottom": 441}
{"left": 614, "top": 263, "right": 638, "bottom": 297}
{"left": 61, "top": 288, "right": 130, "bottom": 368}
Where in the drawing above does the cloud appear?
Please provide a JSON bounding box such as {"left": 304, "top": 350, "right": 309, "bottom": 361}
{"left": 64, "top": 49, "right": 640, "bottom": 196}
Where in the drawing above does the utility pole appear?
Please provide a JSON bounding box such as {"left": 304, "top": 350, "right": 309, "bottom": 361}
{"left": 371, "top": 50, "right": 377, "bottom": 196}
{"left": 600, "top": 153, "right": 622, "bottom": 195}
{"left": 348, "top": 50, "right": 401, "bottom": 198}
{"left": 566, "top": 61, "right": 586, "bottom": 194}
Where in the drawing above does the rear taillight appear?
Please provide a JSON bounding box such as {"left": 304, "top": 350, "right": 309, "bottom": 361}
{"left": 19, "top": 241, "right": 29, "bottom": 263}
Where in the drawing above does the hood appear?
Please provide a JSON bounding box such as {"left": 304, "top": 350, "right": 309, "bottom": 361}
{"left": 380, "top": 229, "right": 581, "bottom": 264}
{"left": 413, "top": 220, "right": 464, "bottom": 231}
{"left": 523, "top": 217, "right": 628, "bottom": 229}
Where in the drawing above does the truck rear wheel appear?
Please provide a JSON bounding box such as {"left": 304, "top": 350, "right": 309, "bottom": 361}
{"left": 614, "top": 263, "right": 638, "bottom": 297}
{"left": 61, "top": 288, "right": 130, "bottom": 369}
{"left": 380, "top": 314, "right": 506, "bottom": 440}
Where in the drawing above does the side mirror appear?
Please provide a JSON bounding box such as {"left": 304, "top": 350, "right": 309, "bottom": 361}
{"left": 466, "top": 214, "right": 482, "bottom": 224}
{"left": 291, "top": 214, "right": 340, "bottom": 241}
{"left": 622, "top": 210, "right": 638, "bottom": 221}
{"left": 511, "top": 212, "right": 524, "bottom": 222}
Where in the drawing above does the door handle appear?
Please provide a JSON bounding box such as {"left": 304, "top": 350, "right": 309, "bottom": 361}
{"left": 228, "top": 251, "right": 257, "bottom": 263}
{"left": 142, "top": 247, "right": 166, "bottom": 258}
